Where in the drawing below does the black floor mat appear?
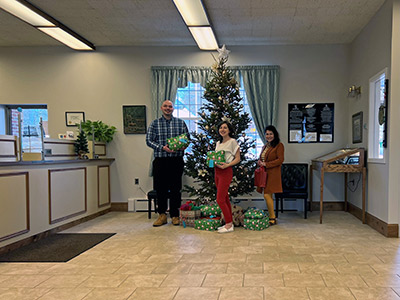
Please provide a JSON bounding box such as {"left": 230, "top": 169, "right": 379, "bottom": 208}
{"left": 0, "top": 233, "right": 115, "bottom": 262}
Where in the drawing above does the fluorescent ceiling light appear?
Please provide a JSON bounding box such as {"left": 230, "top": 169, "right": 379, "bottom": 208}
{"left": 38, "top": 27, "right": 93, "bottom": 50}
{"left": 189, "top": 27, "right": 218, "bottom": 50}
{"left": 173, "top": 0, "right": 209, "bottom": 26}
{"left": 0, "top": 0, "right": 54, "bottom": 26}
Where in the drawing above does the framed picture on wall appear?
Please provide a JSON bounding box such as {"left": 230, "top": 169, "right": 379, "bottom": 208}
{"left": 65, "top": 111, "right": 85, "bottom": 127}
{"left": 122, "top": 105, "right": 147, "bottom": 134}
{"left": 352, "top": 111, "right": 363, "bottom": 144}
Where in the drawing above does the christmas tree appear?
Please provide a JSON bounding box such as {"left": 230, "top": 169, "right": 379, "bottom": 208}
{"left": 184, "top": 46, "right": 257, "bottom": 204}
{"left": 74, "top": 128, "right": 89, "bottom": 158}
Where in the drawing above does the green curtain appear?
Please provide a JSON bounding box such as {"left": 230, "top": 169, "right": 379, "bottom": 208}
{"left": 150, "top": 65, "right": 280, "bottom": 144}
{"left": 232, "top": 66, "right": 280, "bottom": 144}
{"left": 150, "top": 66, "right": 212, "bottom": 119}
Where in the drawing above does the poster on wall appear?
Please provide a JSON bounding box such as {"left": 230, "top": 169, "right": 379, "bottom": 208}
{"left": 288, "top": 103, "right": 334, "bottom": 143}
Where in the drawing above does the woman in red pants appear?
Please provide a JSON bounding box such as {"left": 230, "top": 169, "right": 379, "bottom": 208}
{"left": 214, "top": 121, "right": 240, "bottom": 233}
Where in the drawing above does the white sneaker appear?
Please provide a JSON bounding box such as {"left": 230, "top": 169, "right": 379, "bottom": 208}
{"left": 218, "top": 226, "right": 234, "bottom": 233}
{"left": 217, "top": 225, "right": 225, "bottom": 230}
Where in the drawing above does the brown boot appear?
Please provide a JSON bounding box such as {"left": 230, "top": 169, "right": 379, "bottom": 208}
{"left": 172, "top": 217, "right": 180, "bottom": 226}
{"left": 153, "top": 214, "right": 167, "bottom": 227}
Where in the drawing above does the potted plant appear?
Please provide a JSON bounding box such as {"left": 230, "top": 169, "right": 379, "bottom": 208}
{"left": 80, "top": 120, "right": 117, "bottom": 143}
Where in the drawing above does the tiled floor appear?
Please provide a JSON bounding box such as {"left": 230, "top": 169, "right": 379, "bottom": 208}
{"left": 1, "top": 211, "right": 400, "bottom": 299}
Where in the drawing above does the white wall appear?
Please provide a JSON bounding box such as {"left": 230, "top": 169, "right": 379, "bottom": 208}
{"left": 348, "top": 0, "right": 393, "bottom": 222}
{"left": 0, "top": 44, "right": 349, "bottom": 204}
{"left": 389, "top": 0, "right": 400, "bottom": 225}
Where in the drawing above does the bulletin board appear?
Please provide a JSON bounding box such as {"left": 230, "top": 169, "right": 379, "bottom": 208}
{"left": 288, "top": 103, "right": 334, "bottom": 143}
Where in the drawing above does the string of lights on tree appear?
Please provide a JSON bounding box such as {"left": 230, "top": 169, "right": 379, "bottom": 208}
{"left": 184, "top": 46, "right": 257, "bottom": 204}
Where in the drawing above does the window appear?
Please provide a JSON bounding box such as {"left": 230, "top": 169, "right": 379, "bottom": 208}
{"left": 2, "top": 105, "right": 48, "bottom": 153}
{"left": 173, "top": 82, "right": 263, "bottom": 158}
{"left": 368, "top": 68, "right": 387, "bottom": 163}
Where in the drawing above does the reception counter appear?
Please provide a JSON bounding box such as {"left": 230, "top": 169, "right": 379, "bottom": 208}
{"left": 0, "top": 158, "right": 114, "bottom": 251}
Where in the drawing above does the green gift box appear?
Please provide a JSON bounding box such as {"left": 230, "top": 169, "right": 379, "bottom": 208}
{"left": 244, "top": 208, "right": 266, "bottom": 219}
{"left": 200, "top": 204, "right": 222, "bottom": 217}
{"left": 206, "top": 150, "right": 225, "bottom": 168}
{"left": 243, "top": 217, "right": 269, "bottom": 231}
{"left": 167, "top": 133, "right": 189, "bottom": 151}
{"left": 194, "top": 218, "right": 222, "bottom": 231}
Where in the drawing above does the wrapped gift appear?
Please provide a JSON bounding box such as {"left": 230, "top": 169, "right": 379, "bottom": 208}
{"left": 167, "top": 133, "right": 189, "bottom": 151}
{"left": 244, "top": 208, "right": 267, "bottom": 219}
{"left": 221, "top": 204, "right": 244, "bottom": 227}
{"left": 180, "top": 209, "right": 201, "bottom": 227}
{"left": 206, "top": 150, "right": 225, "bottom": 168}
{"left": 243, "top": 217, "right": 269, "bottom": 231}
{"left": 194, "top": 217, "right": 222, "bottom": 231}
{"left": 200, "top": 204, "right": 222, "bottom": 217}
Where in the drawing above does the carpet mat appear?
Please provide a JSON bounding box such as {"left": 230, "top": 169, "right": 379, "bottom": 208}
{"left": 0, "top": 233, "right": 115, "bottom": 262}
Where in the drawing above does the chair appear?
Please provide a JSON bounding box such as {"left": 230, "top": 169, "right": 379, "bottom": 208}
{"left": 147, "top": 190, "right": 173, "bottom": 219}
{"left": 275, "top": 163, "right": 309, "bottom": 219}
{"left": 147, "top": 190, "right": 158, "bottom": 219}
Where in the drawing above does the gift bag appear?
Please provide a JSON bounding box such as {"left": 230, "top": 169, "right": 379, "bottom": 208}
{"left": 167, "top": 133, "right": 189, "bottom": 151}
{"left": 206, "top": 150, "right": 225, "bottom": 168}
{"left": 179, "top": 209, "right": 201, "bottom": 227}
{"left": 254, "top": 167, "right": 267, "bottom": 188}
{"left": 221, "top": 204, "right": 244, "bottom": 227}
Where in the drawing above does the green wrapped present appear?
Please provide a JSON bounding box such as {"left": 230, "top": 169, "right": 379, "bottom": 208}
{"left": 194, "top": 218, "right": 222, "bottom": 231}
{"left": 206, "top": 150, "right": 225, "bottom": 168}
{"left": 243, "top": 217, "right": 269, "bottom": 231}
{"left": 244, "top": 208, "right": 266, "bottom": 219}
{"left": 200, "top": 204, "right": 222, "bottom": 217}
{"left": 167, "top": 133, "right": 189, "bottom": 151}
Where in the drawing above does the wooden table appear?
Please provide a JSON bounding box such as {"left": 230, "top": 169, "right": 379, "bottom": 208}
{"left": 310, "top": 148, "right": 366, "bottom": 224}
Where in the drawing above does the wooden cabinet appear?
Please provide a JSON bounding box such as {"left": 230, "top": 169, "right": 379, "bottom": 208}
{"left": 310, "top": 148, "right": 366, "bottom": 224}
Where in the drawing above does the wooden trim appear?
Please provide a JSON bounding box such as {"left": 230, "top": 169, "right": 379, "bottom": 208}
{"left": 48, "top": 167, "right": 87, "bottom": 224}
{"left": 97, "top": 165, "right": 111, "bottom": 208}
{"left": 348, "top": 202, "right": 399, "bottom": 237}
{"left": 0, "top": 138, "right": 17, "bottom": 158}
{"left": 111, "top": 202, "right": 128, "bottom": 211}
{"left": 311, "top": 201, "right": 345, "bottom": 211}
{"left": 309, "top": 165, "right": 313, "bottom": 212}
{"left": 0, "top": 208, "right": 110, "bottom": 255}
{"left": 344, "top": 173, "right": 348, "bottom": 212}
{"left": 324, "top": 165, "right": 363, "bottom": 173}
{"left": 0, "top": 158, "right": 115, "bottom": 167}
{"left": 0, "top": 172, "right": 30, "bottom": 242}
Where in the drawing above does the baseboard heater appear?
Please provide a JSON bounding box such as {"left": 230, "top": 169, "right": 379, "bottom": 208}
{"left": 128, "top": 198, "right": 155, "bottom": 212}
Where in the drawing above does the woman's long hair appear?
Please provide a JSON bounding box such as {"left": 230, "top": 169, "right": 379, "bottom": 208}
{"left": 264, "top": 125, "right": 280, "bottom": 148}
{"left": 217, "top": 121, "right": 236, "bottom": 142}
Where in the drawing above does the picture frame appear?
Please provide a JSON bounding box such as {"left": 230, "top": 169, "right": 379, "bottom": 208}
{"left": 122, "top": 105, "right": 147, "bottom": 134}
{"left": 65, "top": 111, "right": 85, "bottom": 127}
{"left": 352, "top": 111, "right": 363, "bottom": 144}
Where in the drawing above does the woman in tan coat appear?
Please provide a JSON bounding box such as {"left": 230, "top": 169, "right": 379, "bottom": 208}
{"left": 257, "top": 125, "right": 284, "bottom": 225}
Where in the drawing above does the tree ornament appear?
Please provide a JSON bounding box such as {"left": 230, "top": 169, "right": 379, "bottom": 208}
{"left": 217, "top": 45, "right": 231, "bottom": 59}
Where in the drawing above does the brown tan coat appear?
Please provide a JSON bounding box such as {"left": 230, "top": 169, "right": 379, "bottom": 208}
{"left": 258, "top": 142, "right": 285, "bottom": 194}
